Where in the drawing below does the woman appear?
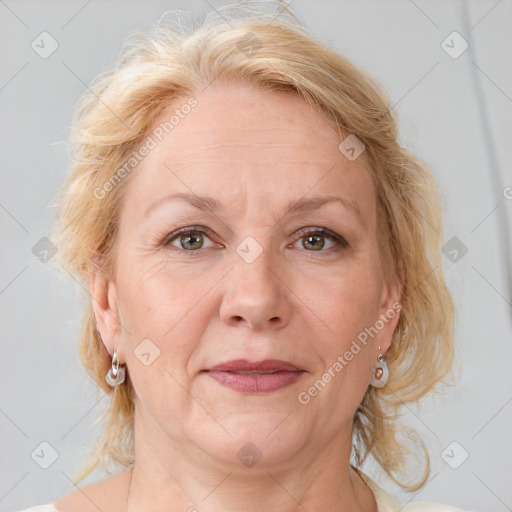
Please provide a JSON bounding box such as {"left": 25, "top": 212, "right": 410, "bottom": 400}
{"left": 20, "top": 2, "right": 467, "bottom": 511}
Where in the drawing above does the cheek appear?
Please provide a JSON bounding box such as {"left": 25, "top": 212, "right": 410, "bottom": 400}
{"left": 115, "top": 267, "right": 201, "bottom": 420}
{"left": 314, "top": 257, "right": 383, "bottom": 344}
{"left": 303, "top": 253, "right": 383, "bottom": 405}
{"left": 115, "top": 260, "right": 205, "bottom": 370}
{"left": 117, "top": 253, "right": 199, "bottom": 325}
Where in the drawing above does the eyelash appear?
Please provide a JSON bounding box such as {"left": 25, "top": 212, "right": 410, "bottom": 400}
{"left": 158, "top": 225, "right": 349, "bottom": 256}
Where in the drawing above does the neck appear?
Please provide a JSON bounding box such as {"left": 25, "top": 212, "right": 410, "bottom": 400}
{"left": 124, "top": 412, "right": 376, "bottom": 512}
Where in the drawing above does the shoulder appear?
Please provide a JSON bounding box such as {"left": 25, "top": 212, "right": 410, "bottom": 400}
{"left": 401, "top": 502, "right": 468, "bottom": 511}
{"left": 401, "top": 503, "right": 467, "bottom": 512}
{"left": 354, "top": 468, "right": 468, "bottom": 512}
{"left": 16, "top": 506, "right": 58, "bottom": 512}
{"left": 53, "top": 467, "right": 132, "bottom": 512}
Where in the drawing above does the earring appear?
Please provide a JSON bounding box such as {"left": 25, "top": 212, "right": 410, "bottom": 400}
{"left": 370, "top": 346, "right": 389, "bottom": 388}
{"left": 105, "top": 347, "right": 126, "bottom": 387}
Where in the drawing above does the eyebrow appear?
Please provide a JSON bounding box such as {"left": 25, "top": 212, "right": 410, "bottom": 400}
{"left": 144, "top": 192, "right": 362, "bottom": 222}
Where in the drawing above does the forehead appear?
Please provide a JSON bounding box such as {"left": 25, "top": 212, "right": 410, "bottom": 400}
{"left": 160, "top": 81, "right": 341, "bottom": 159}
{"left": 121, "top": 80, "right": 375, "bottom": 223}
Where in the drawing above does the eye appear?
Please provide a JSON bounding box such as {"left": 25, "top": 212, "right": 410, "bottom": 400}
{"left": 160, "top": 225, "right": 348, "bottom": 256}
{"left": 163, "top": 226, "right": 219, "bottom": 254}
{"left": 292, "top": 227, "right": 348, "bottom": 253}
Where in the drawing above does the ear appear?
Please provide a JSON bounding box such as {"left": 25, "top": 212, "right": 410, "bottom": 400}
{"left": 377, "top": 257, "right": 404, "bottom": 354}
{"left": 88, "top": 269, "right": 125, "bottom": 364}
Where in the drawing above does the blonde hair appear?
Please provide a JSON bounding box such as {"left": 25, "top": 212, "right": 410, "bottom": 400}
{"left": 51, "top": 1, "right": 457, "bottom": 491}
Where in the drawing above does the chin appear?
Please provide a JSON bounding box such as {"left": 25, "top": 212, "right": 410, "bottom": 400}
{"left": 192, "top": 416, "right": 309, "bottom": 471}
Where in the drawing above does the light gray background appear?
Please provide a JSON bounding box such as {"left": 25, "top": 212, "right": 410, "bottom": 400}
{"left": 1, "top": 1, "right": 511, "bottom": 511}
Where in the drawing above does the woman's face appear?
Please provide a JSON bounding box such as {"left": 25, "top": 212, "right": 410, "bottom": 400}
{"left": 92, "top": 81, "right": 401, "bottom": 469}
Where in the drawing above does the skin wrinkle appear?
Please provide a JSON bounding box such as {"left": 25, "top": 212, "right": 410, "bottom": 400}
{"left": 87, "top": 81, "right": 402, "bottom": 512}
{"left": 142, "top": 195, "right": 364, "bottom": 241}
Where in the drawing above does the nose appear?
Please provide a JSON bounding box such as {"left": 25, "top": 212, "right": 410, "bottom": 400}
{"left": 219, "top": 251, "right": 292, "bottom": 332}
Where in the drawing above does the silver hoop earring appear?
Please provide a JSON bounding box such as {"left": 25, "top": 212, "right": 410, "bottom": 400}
{"left": 370, "top": 347, "right": 389, "bottom": 388}
{"left": 105, "top": 347, "right": 126, "bottom": 387}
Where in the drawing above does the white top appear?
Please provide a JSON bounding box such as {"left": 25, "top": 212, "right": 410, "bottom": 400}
{"left": 16, "top": 507, "right": 58, "bottom": 512}
{"left": 357, "top": 469, "right": 468, "bottom": 511}
{"left": 16, "top": 470, "right": 469, "bottom": 512}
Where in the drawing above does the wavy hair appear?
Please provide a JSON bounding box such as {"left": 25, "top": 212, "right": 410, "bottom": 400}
{"left": 51, "top": 1, "right": 457, "bottom": 491}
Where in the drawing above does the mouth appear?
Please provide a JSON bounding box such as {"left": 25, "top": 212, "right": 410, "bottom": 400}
{"left": 203, "top": 359, "right": 305, "bottom": 393}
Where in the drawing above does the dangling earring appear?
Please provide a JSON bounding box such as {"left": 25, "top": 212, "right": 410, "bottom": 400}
{"left": 370, "top": 345, "right": 389, "bottom": 388}
{"left": 105, "top": 347, "right": 126, "bottom": 387}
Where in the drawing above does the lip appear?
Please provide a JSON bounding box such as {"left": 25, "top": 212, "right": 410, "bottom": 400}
{"left": 208, "top": 359, "right": 302, "bottom": 372}
{"left": 204, "top": 359, "right": 304, "bottom": 393}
